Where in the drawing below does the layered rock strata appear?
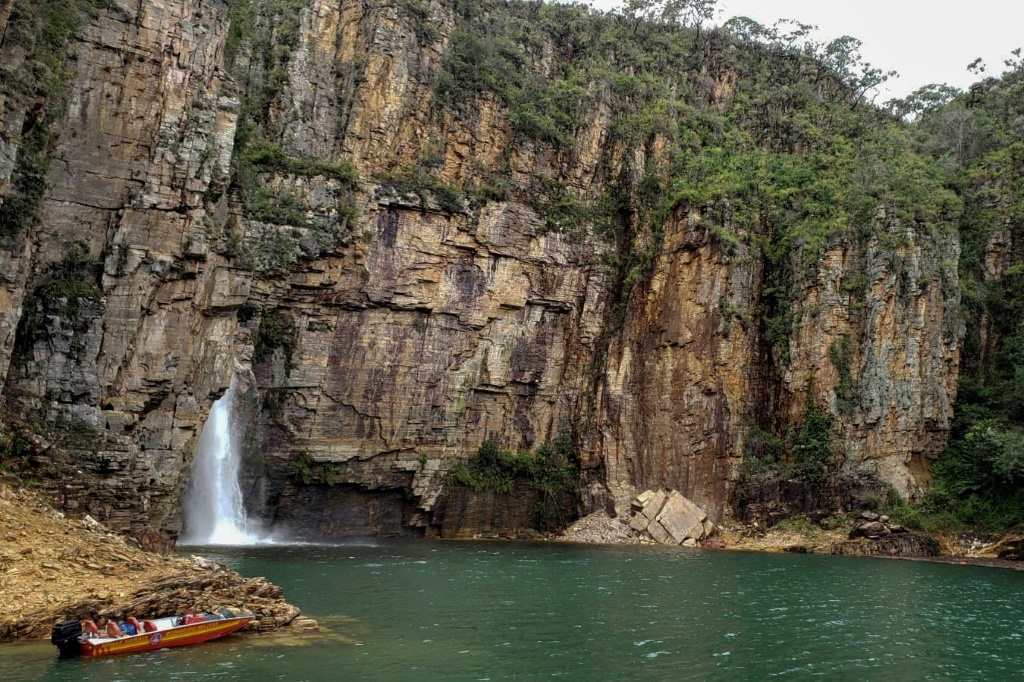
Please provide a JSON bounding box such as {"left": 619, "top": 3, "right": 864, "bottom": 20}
{"left": 0, "top": 0, "right": 964, "bottom": 542}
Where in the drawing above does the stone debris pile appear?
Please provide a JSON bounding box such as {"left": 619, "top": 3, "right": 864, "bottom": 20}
{"left": 830, "top": 511, "right": 939, "bottom": 557}
{"left": 628, "top": 490, "right": 715, "bottom": 546}
{"left": 847, "top": 511, "right": 910, "bottom": 539}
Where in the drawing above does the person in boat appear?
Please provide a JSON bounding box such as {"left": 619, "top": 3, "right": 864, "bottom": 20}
{"left": 104, "top": 616, "right": 143, "bottom": 638}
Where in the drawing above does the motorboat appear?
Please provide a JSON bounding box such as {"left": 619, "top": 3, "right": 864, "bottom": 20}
{"left": 50, "top": 611, "right": 253, "bottom": 658}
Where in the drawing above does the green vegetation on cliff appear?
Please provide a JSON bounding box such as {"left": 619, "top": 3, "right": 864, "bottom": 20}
{"left": 904, "top": 56, "right": 1024, "bottom": 532}
{"left": 0, "top": 0, "right": 116, "bottom": 236}
{"left": 448, "top": 437, "right": 580, "bottom": 528}
{"left": 217, "top": 0, "right": 360, "bottom": 274}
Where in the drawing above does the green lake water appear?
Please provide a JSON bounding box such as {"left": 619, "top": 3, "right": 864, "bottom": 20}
{"left": 2, "top": 541, "right": 1023, "bottom": 680}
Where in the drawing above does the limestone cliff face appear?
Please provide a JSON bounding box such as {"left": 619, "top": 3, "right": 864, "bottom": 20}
{"left": 596, "top": 212, "right": 760, "bottom": 521}
{"left": 0, "top": 0, "right": 963, "bottom": 541}
{"left": 0, "top": 0, "right": 243, "bottom": 538}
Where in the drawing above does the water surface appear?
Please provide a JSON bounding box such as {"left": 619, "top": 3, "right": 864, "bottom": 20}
{"left": 3, "top": 541, "right": 1023, "bottom": 680}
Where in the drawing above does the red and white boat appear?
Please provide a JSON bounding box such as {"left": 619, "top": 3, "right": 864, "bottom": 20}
{"left": 51, "top": 612, "right": 253, "bottom": 658}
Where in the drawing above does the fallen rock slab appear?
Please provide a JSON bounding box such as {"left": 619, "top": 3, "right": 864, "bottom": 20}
{"left": 628, "top": 489, "right": 715, "bottom": 546}
{"left": 656, "top": 492, "right": 708, "bottom": 545}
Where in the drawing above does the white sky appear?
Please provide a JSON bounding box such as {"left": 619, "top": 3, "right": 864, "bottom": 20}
{"left": 576, "top": 0, "right": 1024, "bottom": 100}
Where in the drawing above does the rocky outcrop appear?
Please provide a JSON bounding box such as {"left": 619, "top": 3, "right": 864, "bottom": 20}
{"left": 0, "top": 0, "right": 965, "bottom": 542}
{"left": 979, "top": 530, "right": 1024, "bottom": 561}
{"left": 828, "top": 512, "right": 940, "bottom": 557}
{"left": 430, "top": 483, "right": 575, "bottom": 540}
{"left": 733, "top": 470, "right": 899, "bottom": 527}
{"left": 830, "top": 533, "right": 940, "bottom": 558}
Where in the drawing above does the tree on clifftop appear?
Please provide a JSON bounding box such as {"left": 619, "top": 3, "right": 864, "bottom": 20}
{"left": 621, "top": 0, "right": 717, "bottom": 33}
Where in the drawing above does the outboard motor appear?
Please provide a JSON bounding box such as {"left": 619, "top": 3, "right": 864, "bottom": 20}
{"left": 51, "top": 620, "right": 83, "bottom": 658}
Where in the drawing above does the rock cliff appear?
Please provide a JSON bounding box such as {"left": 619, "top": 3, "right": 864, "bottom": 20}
{"left": 0, "top": 0, "right": 963, "bottom": 542}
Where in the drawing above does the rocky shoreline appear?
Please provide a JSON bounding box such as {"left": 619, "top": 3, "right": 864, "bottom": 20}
{"left": 5, "top": 475, "right": 1019, "bottom": 645}
{"left": 0, "top": 481, "right": 315, "bottom": 642}
{"left": 557, "top": 487, "right": 1024, "bottom": 571}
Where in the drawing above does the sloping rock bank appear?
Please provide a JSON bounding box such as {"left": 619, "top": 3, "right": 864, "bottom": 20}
{"left": 829, "top": 513, "right": 940, "bottom": 558}
{"left": 831, "top": 535, "right": 940, "bottom": 558}
{"left": 978, "top": 530, "right": 1024, "bottom": 560}
{"left": 0, "top": 481, "right": 313, "bottom": 641}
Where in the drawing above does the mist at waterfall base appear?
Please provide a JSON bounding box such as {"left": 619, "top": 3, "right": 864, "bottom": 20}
{"left": 179, "top": 374, "right": 266, "bottom": 547}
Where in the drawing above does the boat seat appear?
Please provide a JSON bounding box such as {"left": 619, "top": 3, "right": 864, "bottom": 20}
{"left": 143, "top": 620, "right": 158, "bottom": 633}
{"left": 184, "top": 614, "right": 207, "bottom": 625}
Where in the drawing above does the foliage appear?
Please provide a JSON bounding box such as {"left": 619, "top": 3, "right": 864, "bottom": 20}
{"left": 377, "top": 168, "right": 466, "bottom": 215}
{"left": 238, "top": 139, "right": 358, "bottom": 185}
{"left": 252, "top": 307, "right": 296, "bottom": 372}
{"left": 911, "top": 56, "right": 1024, "bottom": 532}
{"left": 447, "top": 434, "right": 580, "bottom": 530}
{"left": 742, "top": 390, "right": 835, "bottom": 489}
{"left": 829, "top": 335, "right": 856, "bottom": 415}
{"left": 448, "top": 435, "right": 580, "bottom": 498}
{"left": 292, "top": 450, "right": 350, "bottom": 485}
{"left": 0, "top": 424, "right": 32, "bottom": 473}
{"left": 14, "top": 243, "right": 102, "bottom": 359}
{"left": 0, "top": 0, "right": 117, "bottom": 236}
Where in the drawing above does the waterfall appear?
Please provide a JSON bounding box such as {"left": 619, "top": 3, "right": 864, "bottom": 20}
{"left": 179, "top": 370, "right": 258, "bottom": 546}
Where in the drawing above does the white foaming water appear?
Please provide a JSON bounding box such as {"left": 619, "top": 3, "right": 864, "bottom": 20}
{"left": 180, "top": 371, "right": 259, "bottom": 546}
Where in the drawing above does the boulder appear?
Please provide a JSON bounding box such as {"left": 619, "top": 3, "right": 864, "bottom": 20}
{"left": 631, "top": 490, "right": 655, "bottom": 513}
{"left": 656, "top": 491, "right": 708, "bottom": 545}
{"left": 647, "top": 520, "right": 673, "bottom": 545}
{"left": 629, "top": 514, "right": 651, "bottom": 533}
{"left": 850, "top": 521, "right": 889, "bottom": 539}
{"left": 641, "top": 490, "right": 668, "bottom": 521}
{"left": 625, "top": 489, "right": 714, "bottom": 546}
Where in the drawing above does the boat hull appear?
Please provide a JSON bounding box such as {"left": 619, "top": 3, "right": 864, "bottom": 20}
{"left": 78, "top": 616, "right": 252, "bottom": 658}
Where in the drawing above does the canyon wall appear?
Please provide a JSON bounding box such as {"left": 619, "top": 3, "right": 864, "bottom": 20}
{"left": 0, "top": 0, "right": 963, "bottom": 541}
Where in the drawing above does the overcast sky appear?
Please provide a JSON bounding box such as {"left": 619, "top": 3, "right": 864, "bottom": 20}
{"left": 576, "top": 0, "right": 1024, "bottom": 100}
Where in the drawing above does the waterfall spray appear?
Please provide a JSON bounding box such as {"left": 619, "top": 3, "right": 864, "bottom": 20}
{"left": 180, "top": 369, "right": 258, "bottom": 546}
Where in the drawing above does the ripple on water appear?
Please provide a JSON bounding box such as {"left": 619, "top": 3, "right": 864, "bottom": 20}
{"left": 4, "top": 543, "right": 1024, "bottom": 681}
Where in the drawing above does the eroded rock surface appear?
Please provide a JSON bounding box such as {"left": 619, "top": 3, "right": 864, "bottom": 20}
{"left": 0, "top": 0, "right": 965, "bottom": 543}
